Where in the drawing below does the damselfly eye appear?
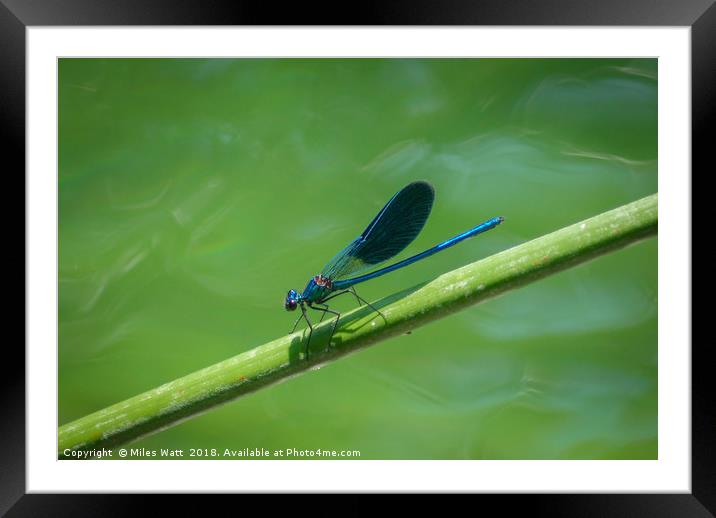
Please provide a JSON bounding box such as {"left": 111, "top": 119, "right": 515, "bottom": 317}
{"left": 285, "top": 290, "right": 298, "bottom": 311}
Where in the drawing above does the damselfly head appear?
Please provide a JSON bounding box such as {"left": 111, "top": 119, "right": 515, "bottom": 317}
{"left": 285, "top": 289, "right": 299, "bottom": 311}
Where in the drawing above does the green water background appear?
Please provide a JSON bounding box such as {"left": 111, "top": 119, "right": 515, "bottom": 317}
{"left": 59, "top": 58, "right": 657, "bottom": 459}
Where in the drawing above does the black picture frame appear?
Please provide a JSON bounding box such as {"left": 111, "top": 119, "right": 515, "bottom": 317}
{"left": 5, "top": 0, "right": 707, "bottom": 513}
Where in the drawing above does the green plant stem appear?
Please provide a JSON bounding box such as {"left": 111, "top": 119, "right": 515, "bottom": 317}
{"left": 58, "top": 193, "right": 658, "bottom": 457}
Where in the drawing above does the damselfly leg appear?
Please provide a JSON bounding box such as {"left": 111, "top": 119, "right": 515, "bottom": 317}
{"left": 349, "top": 287, "right": 386, "bottom": 322}
{"left": 319, "top": 288, "right": 387, "bottom": 322}
{"left": 308, "top": 303, "right": 341, "bottom": 354}
{"left": 290, "top": 303, "right": 341, "bottom": 359}
{"left": 297, "top": 305, "right": 314, "bottom": 359}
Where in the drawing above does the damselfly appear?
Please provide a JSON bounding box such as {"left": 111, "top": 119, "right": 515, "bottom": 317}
{"left": 285, "top": 181, "right": 503, "bottom": 358}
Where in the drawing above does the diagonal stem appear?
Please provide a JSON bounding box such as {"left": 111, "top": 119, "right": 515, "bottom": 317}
{"left": 58, "top": 193, "right": 658, "bottom": 457}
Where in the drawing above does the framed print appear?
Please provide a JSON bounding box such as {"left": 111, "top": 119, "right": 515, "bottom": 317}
{"left": 6, "top": 0, "right": 707, "bottom": 513}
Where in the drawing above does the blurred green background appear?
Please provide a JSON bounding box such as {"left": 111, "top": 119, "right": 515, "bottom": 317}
{"left": 58, "top": 58, "right": 657, "bottom": 459}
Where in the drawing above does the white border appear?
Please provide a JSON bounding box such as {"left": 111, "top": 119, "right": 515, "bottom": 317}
{"left": 27, "top": 27, "right": 691, "bottom": 492}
